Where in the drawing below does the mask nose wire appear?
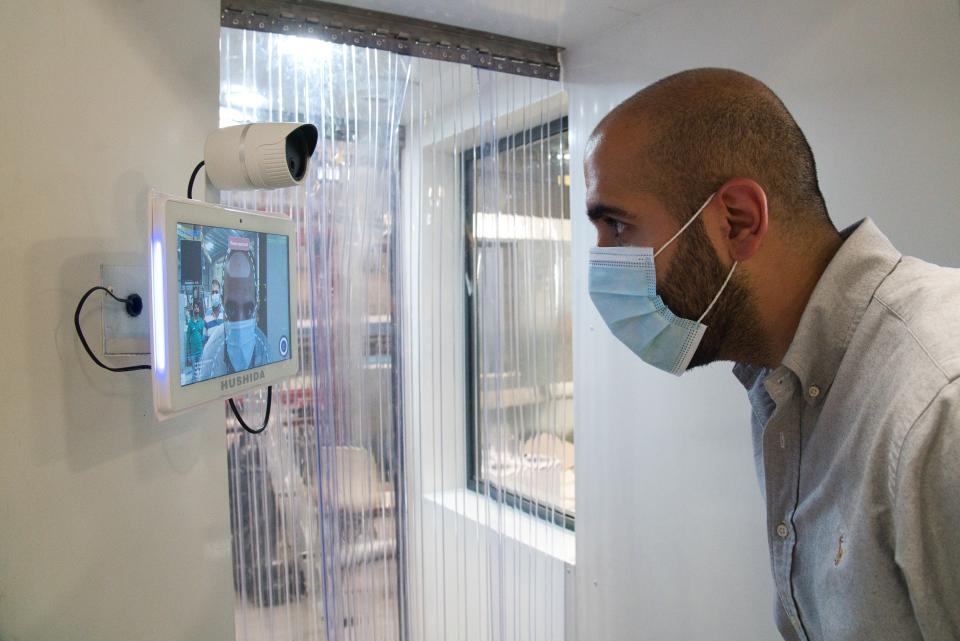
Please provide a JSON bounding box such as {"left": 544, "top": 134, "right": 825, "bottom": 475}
{"left": 653, "top": 192, "right": 715, "bottom": 258}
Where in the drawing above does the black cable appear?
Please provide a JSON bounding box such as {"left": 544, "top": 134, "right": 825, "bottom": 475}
{"left": 187, "top": 160, "right": 205, "bottom": 199}
{"left": 229, "top": 386, "right": 272, "bottom": 434}
{"left": 74, "top": 286, "right": 152, "bottom": 372}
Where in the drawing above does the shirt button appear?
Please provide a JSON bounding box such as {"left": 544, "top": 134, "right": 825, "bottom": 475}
{"left": 808, "top": 385, "right": 821, "bottom": 398}
{"left": 776, "top": 523, "right": 789, "bottom": 538}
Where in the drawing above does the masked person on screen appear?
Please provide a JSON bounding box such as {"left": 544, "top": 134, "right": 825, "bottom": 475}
{"left": 199, "top": 250, "right": 270, "bottom": 380}
{"left": 585, "top": 68, "right": 960, "bottom": 641}
{"left": 204, "top": 278, "right": 225, "bottom": 335}
{"left": 185, "top": 300, "right": 205, "bottom": 382}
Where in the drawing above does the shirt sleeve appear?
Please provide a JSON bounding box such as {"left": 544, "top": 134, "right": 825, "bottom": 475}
{"left": 893, "top": 377, "right": 960, "bottom": 641}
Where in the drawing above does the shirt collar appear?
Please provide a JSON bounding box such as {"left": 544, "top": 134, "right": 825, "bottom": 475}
{"left": 732, "top": 219, "right": 901, "bottom": 394}
{"left": 733, "top": 362, "right": 767, "bottom": 389}
{"left": 779, "top": 218, "right": 901, "bottom": 397}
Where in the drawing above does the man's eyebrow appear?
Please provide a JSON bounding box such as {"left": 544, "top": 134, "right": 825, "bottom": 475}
{"left": 586, "top": 204, "right": 631, "bottom": 221}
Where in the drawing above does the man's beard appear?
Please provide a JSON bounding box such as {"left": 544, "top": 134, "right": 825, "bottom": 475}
{"left": 657, "top": 218, "right": 767, "bottom": 369}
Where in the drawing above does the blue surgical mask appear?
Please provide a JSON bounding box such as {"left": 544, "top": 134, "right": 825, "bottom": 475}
{"left": 210, "top": 292, "right": 221, "bottom": 308}
{"left": 225, "top": 318, "right": 257, "bottom": 372}
{"left": 588, "top": 193, "right": 738, "bottom": 376}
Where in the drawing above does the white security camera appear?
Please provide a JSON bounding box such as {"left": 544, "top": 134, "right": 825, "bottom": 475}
{"left": 203, "top": 123, "right": 319, "bottom": 190}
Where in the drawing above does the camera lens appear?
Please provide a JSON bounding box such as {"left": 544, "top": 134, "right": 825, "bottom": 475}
{"left": 286, "top": 137, "right": 306, "bottom": 180}
{"left": 284, "top": 125, "right": 318, "bottom": 182}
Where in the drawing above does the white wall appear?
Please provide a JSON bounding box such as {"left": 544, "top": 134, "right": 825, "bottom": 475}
{"left": 566, "top": 1, "right": 960, "bottom": 640}
{"left": 0, "top": 2, "right": 233, "bottom": 640}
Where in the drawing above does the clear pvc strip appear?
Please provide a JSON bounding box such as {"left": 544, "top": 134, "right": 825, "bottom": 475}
{"left": 220, "top": 28, "right": 410, "bottom": 641}
{"left": 219, "top": 25, "right": 570, "bottom": 641}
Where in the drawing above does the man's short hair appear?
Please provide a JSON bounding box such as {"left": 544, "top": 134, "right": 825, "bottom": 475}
{"left": 601, "top": 68, "right": 833, "bottom": 232}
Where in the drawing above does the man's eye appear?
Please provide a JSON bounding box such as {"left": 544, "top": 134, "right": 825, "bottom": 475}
{"left": 604, "top": 218, "right": 626, "bottom": 236}
{"left": 225, "top": 301, "right": 257, "bottom": 319}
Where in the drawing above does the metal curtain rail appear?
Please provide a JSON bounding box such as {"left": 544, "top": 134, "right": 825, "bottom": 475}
{"left": 221, "top": 0, "right": 562, "bottom": 80}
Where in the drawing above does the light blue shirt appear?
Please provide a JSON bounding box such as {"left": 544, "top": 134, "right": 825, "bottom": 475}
{"left": 734, "top": 219, "right": 960, "bottom": 641}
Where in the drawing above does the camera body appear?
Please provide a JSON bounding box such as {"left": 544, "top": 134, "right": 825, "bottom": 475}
{"left": 203, "top": 123, "right": 318, "bottom": 190}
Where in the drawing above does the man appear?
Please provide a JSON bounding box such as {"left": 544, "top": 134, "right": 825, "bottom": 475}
{"left": 199, "top": 250, "right": 270, "bottom": 380}
{"left": 184, "top": 299, "right": 205, "bottom": 384}
{"left": 204, "top": 278, "right": 225, "bottom": 334}
{"left": 585, "top": 68, "right": 959, "bottom": 641}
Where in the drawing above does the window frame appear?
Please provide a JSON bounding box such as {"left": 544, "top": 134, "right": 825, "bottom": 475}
{"left": 462, "top": 115, "right": 574, "bottom": 532}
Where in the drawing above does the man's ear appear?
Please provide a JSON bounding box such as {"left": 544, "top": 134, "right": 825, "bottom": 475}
{"left": 714, "top": 178, "right": 768, "bottom": 262}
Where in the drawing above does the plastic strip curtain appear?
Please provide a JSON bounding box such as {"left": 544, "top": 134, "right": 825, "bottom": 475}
{"left": 219, "top": 26, "right": 571, "bottom": 641}
{"left": 220, "top": 28, "right": 409, "bottom": 641}
{"left": 400, "top": 61, "right": 572, "bottom": 641}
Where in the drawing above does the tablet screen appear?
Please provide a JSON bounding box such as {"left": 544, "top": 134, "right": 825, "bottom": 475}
{"left": 176, "top": 223, "right": 291, "bottom": 387}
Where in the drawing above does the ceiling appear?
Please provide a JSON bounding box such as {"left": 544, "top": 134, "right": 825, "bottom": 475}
{"left": 323, "top": 0, "right": 671, "bottom": 49}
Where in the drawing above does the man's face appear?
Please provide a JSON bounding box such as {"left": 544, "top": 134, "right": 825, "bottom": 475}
{"left": 223, "top": 253, "right": 257, "bottom": 322}
{"left": 584, "top": 129, "right": 700, "bottom": 285}
{"left": 584, "top": 129, "right": 753, "bottom": 369}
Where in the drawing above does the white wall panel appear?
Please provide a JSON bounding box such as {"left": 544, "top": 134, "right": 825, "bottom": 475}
{"left": 0, "top": 2, "right": 230, "bottom": 639}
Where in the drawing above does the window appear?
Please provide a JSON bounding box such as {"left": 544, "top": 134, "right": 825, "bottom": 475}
{"left": 464, "top": 117, "right": 574, "bottom": 529}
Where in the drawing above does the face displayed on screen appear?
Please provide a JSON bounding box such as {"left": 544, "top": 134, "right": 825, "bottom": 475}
{"left": 223, "top": 252, "right": 257, "bottom": 321}
{"left": 176, "top": 223, "right": 291, "bottom": 387}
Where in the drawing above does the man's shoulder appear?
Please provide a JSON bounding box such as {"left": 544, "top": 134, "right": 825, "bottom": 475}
{"left": 254, "top": 328, "right": 271, "bottom": 353}
{"left": 872, "top": 256, "right": 960, "bottom": 380}
{"left": 202, "top": 324, "right": 226, "bottom": 353}
{"left": 198, "top": 326, "right": 226, "bottom": 378}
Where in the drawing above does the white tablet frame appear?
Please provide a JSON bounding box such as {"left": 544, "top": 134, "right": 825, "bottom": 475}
{"left": 149, "top": 191, "right": 299, "bottom": 419}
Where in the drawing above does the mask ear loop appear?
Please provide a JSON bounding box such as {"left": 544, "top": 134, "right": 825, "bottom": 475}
{"left": 653, "top": 192, "right": 715, "bottom": 258}
{"left": 648, "top": 191, "right": 737, "bottom": 323}
{"left": 698, "top": 261, "right": 738, "bottom": 323}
